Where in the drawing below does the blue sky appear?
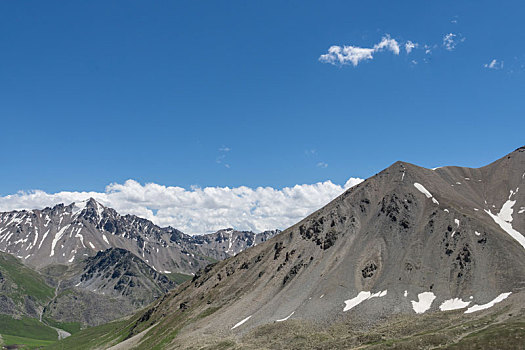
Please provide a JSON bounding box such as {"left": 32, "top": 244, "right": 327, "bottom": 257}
{"left": 1, "top": 0, "right": 524, "bottom": 197}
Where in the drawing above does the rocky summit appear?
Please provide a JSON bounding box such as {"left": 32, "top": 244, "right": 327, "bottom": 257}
{"left": 55, "top": 147, "right": 525, "bottom": 349}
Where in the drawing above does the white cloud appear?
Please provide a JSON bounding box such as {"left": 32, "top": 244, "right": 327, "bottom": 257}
{"left": 316, "top": 162, "right": 328, "bottom": 168}
{"left": 373, "top": 35, "right": 400, "bottom": 55}
{"left": 344, "top": 177, "right": 363, "bottom": 189}
{"left": 484, "top": 59, "right": 504, "bottom": 70}
{"left": 319, "top": 45, "right": 375, "bottom": 66}
{"left": 321, "top": 31, "right": 466, "bottom": 67}
{"left": 405, "top": 41, "right": 418, "bottom": 54}
{"left": 443, "top": 33, "right": 456, "bottom": 50}
{"left": 319, "top": 34, "right": 402, "bottom": 66}
{"left": 0, "top": 178, "right": 364, "bottom": 235}
{"left": 443, "top": 33, "right": 465, "bottom": 51}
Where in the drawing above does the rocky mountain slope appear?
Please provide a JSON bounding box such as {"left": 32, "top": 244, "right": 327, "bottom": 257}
{"left": 54, "top": 146, "right": 525, "bottom": 349}
{"left": 1, "top": 246, "right": 181, "bottom": 326}
{"left": 0, "top": 199, "right": 278, "bottom": 275}
{"left": 42, "top": 248, "right": 177, "bottom": 327}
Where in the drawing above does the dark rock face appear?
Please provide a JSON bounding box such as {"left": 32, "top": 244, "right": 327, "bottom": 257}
{"left": 0, "top": 295, "right": 16, "bottom": 316}
{"left": 43, "top": 248, "right": 179, "bottom": 326}
{"left": 362, "top": 262, "right": 378, "bottom": 278}
{"left": 79, "top": 248, "right": 174, "bottom": 304}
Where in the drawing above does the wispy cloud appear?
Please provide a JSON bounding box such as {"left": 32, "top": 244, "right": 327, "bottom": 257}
{"left": 405, "top": 41, "right": 418, "bottom": 54}
{"left": 443, "top": 33, "right": 465, "bottom": 51}
{"left": 484, "top": 59, "right": 504, "bottom": 70}
{"left": 423, "top": 44, "right": 434, "bottom": 55}
{"left": 316, "top": 162, "right": 328, "bottom": 168}
{"left": 0, "top": 178, "right": 364, "bottom": 235}
{"left": 319, "top": 30, "right": 465, "bottom": 67}
{"left": 319, "top": 34, "right": 402, "bottom": 66}
{"left": 304, "top": 149, "right": 317, "bottom": 156}
{"left": 216, "top": 146, "right": 231, "bottom": 168}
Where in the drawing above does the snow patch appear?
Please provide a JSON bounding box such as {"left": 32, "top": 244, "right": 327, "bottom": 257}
{"left": 414, "top": 183, "right": 439, "bottom": 205}
{"left": 411, "top": 292, "right": 436, "bottom": 314}
{"left": 32, "top": 227, "right": 39, "bottom": 247}
{"left": 102, "top": 234, "right": 109, "bottom": 245}
{"left": 231, "top": 315, "right": 252, "bottom": 329}
{"left": 71, "top": 200, "right": 88, "bottom": 216}
{"left": 95, "top": 201, "right": 104, "bottom": 223}
{"left": 499, "top": 199, "right": 516, "bottom": 223}
{"left": 50, "top": 225, "right": 71, "bottom": 257}
{"left": 475, "top": 231, "right": 481, "bottom": 236}
{"left": 439, "top": 298, "right": 471, "bottom": 311}
{"left": 38, "top": 230, "right": 50, "bottom": 249}
{"left": 276, "top": 311, "right": 295, "bottom": 322}
{"left": 414, "top": 183, "right": 433, "bottom": 199}
{"left": 485, "top": 199, "right": 525, "bottom": 249}
{"left": 75, "top": 232, "right": 85, "bottom": 248}
{"left": 88, "top": 242, "right": 95, "bottom": 249}
{"left": 465, "top": 293, "right": 512, "bottom": 314}
{"left": 343, "top": 290, "right": 388, "bottom": 312}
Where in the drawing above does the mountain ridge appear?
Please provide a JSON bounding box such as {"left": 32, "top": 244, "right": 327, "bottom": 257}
{"left": 0, "top": 199, "right": 279, "bottom": 274}
{"left": 60, "top": 146, "right": 525, "bottom": 349}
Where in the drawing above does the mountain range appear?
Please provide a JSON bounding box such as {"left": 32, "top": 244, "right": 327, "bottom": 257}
{"left": 47, "top": 146, "right": 525, "bottom": 349}
{"left": 0, "top": 198, "right": 278, "bottom": 274}
{"left": 0, "top": 200, "right": 278, "bottom": 345}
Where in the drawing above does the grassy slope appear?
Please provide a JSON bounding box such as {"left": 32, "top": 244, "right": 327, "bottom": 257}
{"left": 166, "top": 272, "right": 193, "bottom": 285}
{"left": 45, "top": 301, "right": 525, "bottom": 350}
{"left": 44, "top": 317, "right": 139, "bottom": 350}
{"left": 0, "top": 252, "right": 55, "bottom": 304}
{"left": 42, "top": 316, "right": 82, "bottom": 335}
{"left": 1, "top": 334, "right": 56, "bottom": 348}
{"left": 0, "top": 314, "right": 58, "bottom": 348}
{"left": 0, "top": 253, "right": 83, "bottom": 348}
